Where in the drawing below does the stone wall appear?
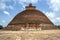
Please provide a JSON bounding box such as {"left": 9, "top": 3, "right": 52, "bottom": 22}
{"left": 0, "top": 30, "right": 60, "bottom": 40}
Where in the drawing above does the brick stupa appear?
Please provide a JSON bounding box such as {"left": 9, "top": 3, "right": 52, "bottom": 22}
{"left": 4, "top": 3, "right": 57, "bottom": 30}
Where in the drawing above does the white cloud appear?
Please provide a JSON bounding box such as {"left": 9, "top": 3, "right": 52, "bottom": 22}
{"left": 47, "top": 0, "right": 60, "bottom": 12}
{"left": 8, "top": 5, "right": 14, "bottom": 10}
{"left": 44, "top": 11, "right": 60, "bottom": 25}
{"left": 56, "top": 17, "right": 60, "bottom": 22}
{"left": 3, "top": 11, "right": 10, "bottom": 16}
{"left": 0, "top": 3, "right": 6, "bottom": 10}
{"left": 45, "top": 12, "right": 55, "bottom": 18}
{"left": 45, "top": 0, "right": 60, "bottom": 25}
{"left": 0, "top": 0, "right": 39, "bottom": 10}
{"left": 18, "top": 0, "right": 39, "bottom": 9}
{"left": 2, "top": 20, "right": 6, "bottom": 23}
{"left": 5, "top": 0, "right": 11, "bottom": 2}
{"left": 19, "top": 0, "right": 38, "bottom": 3}
{"left": 44, "top": 12, "right": 56, "bottom": 23}
{"left": 19, "top": 2, "right": 27, "bottom": 9}
{"left": 0, "top": 0, "right": 14, "bottom": 10}
{"left": 13, "top": 0, "right": 16, "bottom": 6}
{"left": 45, "top": 12, "right": 57, "bottom": 25}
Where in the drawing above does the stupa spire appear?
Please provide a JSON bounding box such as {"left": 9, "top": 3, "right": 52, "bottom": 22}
{"left": 25, "top": 3, "right": 36, "bottom": 10}
{"left": 29, "top": 3, "right": 32, "bottom": 6}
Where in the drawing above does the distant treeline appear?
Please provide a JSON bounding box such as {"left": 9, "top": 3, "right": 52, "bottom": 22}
{"left": 0, "top": 25, "right": 3, "bottom": 29}
{"left": 56, "top": 25, "right": 60, "bottom": 29}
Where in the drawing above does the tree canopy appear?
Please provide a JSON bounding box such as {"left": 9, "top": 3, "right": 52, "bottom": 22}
{"left": 56, "top": 25, "right": 60, "bottom": 29}
{"left": 0, "top": 25, "right": 3, "bottom": 29}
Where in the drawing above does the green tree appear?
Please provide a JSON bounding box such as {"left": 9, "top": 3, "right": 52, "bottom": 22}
{"left": 0, "top": 25, "right": 3, "bottom": 29}
{"left": 56, "top": 25, "right": 60, "bottom": 29}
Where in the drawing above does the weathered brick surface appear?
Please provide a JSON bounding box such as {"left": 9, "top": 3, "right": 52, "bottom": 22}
{"left": 4, "top": 4, "right": 58, "bottom": 30}
{"left": 0, "top": 30, "right": 60, "bottom": 40}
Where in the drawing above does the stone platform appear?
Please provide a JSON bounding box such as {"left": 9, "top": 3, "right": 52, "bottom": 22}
{"left": 0, "top": 30, "right": 60, "bottom": 40}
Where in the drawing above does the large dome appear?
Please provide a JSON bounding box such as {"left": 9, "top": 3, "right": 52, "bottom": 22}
{"left": 9, "top": 4, "right": 53, "bottom": 25}
{"left": 4, "top": 3, "right": 57, "bottom": 30}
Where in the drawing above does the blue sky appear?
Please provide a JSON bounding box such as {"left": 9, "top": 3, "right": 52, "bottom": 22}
{"left": 0, "top": 0, "right": 60, "bottom": 27}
